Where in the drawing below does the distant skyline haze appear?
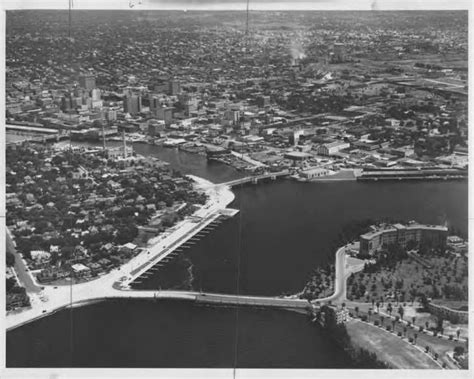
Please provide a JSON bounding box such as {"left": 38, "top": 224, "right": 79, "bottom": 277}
{"left": 1, "top": 0, "right": 472, "bottom": 10}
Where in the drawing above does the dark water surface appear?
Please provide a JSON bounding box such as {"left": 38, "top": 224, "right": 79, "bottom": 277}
{"left": 6, "top": 143, "right": 468, "bottom": 367}
{"left": 6, "top": 300, "right": 353, "bottom": 368}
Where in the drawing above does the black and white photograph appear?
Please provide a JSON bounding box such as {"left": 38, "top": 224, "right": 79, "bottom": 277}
{"left": 1, "top": 0, "right": 472, "bottom": 377}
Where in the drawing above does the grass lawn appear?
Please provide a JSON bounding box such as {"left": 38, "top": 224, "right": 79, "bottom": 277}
{"left": 346, "top": 319, "right": 441, "bottom": 369}
{"left": 345, "top": 302, "right": 468, "bottom": 369}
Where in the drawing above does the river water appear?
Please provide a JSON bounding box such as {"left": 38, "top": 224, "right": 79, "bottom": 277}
{"left": 6, "top": 143, "right": 468, "bottom": 368}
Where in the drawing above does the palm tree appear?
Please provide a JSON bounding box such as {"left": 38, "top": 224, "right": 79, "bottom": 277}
{"left": 387, "top": 303, "right": 393, "bottom": 316}
{"left": 381, "top": 316, "right": 385, "bottom": 327}
{"left": 456, "top": 329, "right": 461, "bottom": 340}
{"left": 412, "top": 316, "right": 416, "bottom": 325}
{"left": 376, "top": 301, "right": 380, "bottom": 313}
{"left": 355, "top": 306, "right": 359, "bottom": 317}
{"left": 414, "top": 333, "right": 418, "bottom": 345}
{"left": 368, "top": 309, "right": 372, "bottom": 322}
{"left": 403, "top": 326, "right": 407, "bottom": 337}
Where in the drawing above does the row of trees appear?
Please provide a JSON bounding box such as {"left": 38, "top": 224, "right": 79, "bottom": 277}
{"left": 363, "top": 243, "right": 408, "bottom": 272}
{"left": 314, "top": 305, "right": 390, "bottom": 369}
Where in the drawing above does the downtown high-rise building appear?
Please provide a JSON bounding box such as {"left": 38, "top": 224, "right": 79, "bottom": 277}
{"left": 169, "top": 80, "right": 181, "bottom": 96}
{"left": 79, "top": 74, "right": 96, "bottom": 91}
{"left": 123, "top": 94, "right": 142, "bottom": 116}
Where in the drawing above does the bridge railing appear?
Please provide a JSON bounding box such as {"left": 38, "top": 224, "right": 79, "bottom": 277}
{"left": 219, "top": 170, "right": 290, "bottom": 187}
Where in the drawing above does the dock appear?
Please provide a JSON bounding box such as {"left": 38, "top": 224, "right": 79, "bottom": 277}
{"left": 126, "top": 209, "right": 239, "bottom": 286}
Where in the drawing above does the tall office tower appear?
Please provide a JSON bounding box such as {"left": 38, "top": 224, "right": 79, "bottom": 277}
{"left": 178, "top": 93, "right": 198, "bottom": 116}
{"left": 79, "top": 74, "right": 96, "bottom": 91}
{"left": 105, "top": 108, "right": 117, "bottom": 122}
{"left": 156, "top": 107, "right": 174, "bottom": 125}
{"left": 256, "top": 95, "right": 271, "bottom": 108}
{"left": 60, "top": 94, "right": 74, "bottom": 112}
{"left": 123, "top": 94, "right": 142, "bottom": 116}
{"left": 122, "top": 130, "right": 127, "bottom": 158}
{"left": 149, "top": 96, "right": 161, "bottom": 115}
{"left": 332, "top": 43, "right": 345, "bottom": 62}
{"left": 169, "top": 80, "right": 181, "bottom": 96}
{"left": 225, "top": 109, "right": 240, "bottom": 125}
{"left": 289, "top": 129, "right": 304, "bottom": 146}
{"left": 91, "top": 88, "right": 101, "bottom": 101}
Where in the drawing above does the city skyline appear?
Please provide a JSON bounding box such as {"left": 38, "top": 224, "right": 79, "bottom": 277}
{"left": 3, "top": 7, "right": 470, "bottom": 375}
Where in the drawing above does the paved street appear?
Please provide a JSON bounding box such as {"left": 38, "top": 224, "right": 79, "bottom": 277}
{"left": 6, "top": 229, "right": 42, "bottom": 293}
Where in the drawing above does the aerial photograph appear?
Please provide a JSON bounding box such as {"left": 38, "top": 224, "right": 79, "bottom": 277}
{"left": 2, "top": 0, "right": 471, "bottom": 376}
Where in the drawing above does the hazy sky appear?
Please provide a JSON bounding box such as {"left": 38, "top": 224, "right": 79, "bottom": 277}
{"left": 1, "top": 0, "right": 471, "bottom": 10}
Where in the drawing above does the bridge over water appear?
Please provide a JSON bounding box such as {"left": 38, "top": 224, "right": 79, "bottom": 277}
{"left": 112, "top": 290, "right": 312, "bottom": 309}
{"left": 6, "top": 244, "right": 364, "bottom": 332}
{"left": 219, "top": 170, "right": 290, "bottom": 188}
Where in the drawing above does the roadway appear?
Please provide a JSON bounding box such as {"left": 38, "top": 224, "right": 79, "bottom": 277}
{"left": 6, "top": 242, "right": 362, "bottom": 331}
{"left": 5, "top": 228, "right": 42, "bottom": 293}
{"left": 6, "top": 176, "right": 236, "bottom": 330}
{"left": 310, "top": 245, "right": 349, "bottom": 304}
{"left": 220, "top": 170, "right": 290, "bottom": 187}
{"left": 5, "top": 172, "right": 363, "bottom": 331}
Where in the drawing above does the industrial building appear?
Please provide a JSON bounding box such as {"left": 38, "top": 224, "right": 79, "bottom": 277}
{"left": 299, "top": 167, "right": 330, "bottom": 180}
{"left": 316, "top": 141, "right": 350, "bottom": 156}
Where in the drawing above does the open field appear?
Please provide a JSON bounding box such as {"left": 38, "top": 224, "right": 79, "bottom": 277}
{"left": 344, "top": 301, "right": 468, "bottom": 369}
{"left": 346, "top": 319, "right": 441, "bottom": 369}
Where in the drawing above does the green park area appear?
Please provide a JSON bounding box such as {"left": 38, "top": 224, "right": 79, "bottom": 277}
{"left": 346, "top": 319, "right": 441, "bottom": 369}
{"left": 345, "top": 300, "right": 468, "bottom": 369}
{"left": 347, "top": 244, "right": 467, "bottom": 307}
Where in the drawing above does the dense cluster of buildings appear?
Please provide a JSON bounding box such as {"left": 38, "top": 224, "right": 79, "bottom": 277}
{"left": 5, "top": 143, "right": 207, "bottom": 283}
{"left": 5, "top": 11, "right": 468, "bottom": 181}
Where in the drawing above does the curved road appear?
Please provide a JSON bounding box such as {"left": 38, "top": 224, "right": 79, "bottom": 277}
{"left": 6, "top": 178, "right": 362, "bottom": 332}
{"left": 6, "top": 242, "right": 359, "bottom": 331}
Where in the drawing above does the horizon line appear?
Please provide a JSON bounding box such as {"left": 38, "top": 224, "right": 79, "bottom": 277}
{"left": 4, "top": 7, "right": 470, "bottom": 11}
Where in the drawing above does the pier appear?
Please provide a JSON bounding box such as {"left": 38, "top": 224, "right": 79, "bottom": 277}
{"left": 358, "top": 168, "right": 467, "bottom": 181}
{"left": 5, "top": 240, "right": 364, "bottom": 332}
{"left": 126, "top": 208, "right": 238, "bottom": 287}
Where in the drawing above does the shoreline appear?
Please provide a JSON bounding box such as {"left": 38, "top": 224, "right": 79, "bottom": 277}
{"left": 6, "top": 231, "right": 358, "bottom": 333}
{"left": 5, "top": 174, "right": 236, "bottom": 331}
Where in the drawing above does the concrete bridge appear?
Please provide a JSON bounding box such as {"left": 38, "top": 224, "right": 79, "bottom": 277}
{"left": 119, "top": 290, "right": 311, "bottom": 309}
{"left": 219, "top": 170, "right": 290, "bottom": 188}
{"left": 5, "top": 242, "right": 364, "bottom": 332}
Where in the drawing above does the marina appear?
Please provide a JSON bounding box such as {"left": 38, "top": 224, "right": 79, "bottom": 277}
{"left": 130, "top": 213, "right": 234, "bottom": 286}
